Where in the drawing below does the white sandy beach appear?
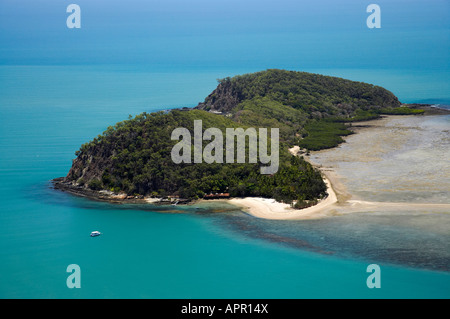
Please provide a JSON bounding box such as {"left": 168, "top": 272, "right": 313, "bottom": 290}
{"left": 228, "top": 176, "right": 338, "bottom": 220}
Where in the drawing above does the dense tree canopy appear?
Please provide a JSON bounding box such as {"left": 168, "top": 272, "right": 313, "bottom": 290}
{"left": 67, "top": 109, "right": 326, "bottom": 203}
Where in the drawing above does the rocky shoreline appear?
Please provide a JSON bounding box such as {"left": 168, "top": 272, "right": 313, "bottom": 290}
{"left": 51, "top": 177, "right": 192, "bottom": 205}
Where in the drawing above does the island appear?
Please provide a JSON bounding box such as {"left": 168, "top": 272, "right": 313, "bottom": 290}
{"left": 52, "top": 69, "right": 437, "bottom": 213}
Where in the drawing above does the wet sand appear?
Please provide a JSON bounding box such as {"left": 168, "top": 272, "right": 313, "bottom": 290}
{"left": 227, "top": 114, "right": 450, "bottom": 220}
{"left": 308, "top": 115, "right": 450, "bottom": 216}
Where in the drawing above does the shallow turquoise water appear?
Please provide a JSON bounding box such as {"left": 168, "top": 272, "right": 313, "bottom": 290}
{"left": 0, "top": 66, "right": 449, "bottom": 298}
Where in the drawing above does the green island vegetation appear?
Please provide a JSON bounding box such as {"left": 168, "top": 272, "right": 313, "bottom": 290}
{"left": 299, "top": 108, "right": 424, "bottom": 150}
{"left": 68, "top": 109, "right": 326, "bottom": 204}
{"left": 60, "top": 69, "right": 424, "bottom": 204}
{"left": 298, "top": 120, "right": 353, "bottom": 151}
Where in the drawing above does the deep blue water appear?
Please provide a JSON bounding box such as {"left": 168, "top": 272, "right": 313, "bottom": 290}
{"left": 1, "top": 0, "right": 449, "bottom": 298}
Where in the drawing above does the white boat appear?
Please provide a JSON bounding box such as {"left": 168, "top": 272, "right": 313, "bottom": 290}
{"left": 90, "top": 231, "right": 101, "bottom": 237}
